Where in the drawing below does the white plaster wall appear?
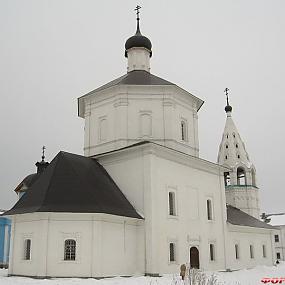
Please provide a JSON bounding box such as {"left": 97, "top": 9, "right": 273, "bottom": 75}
{"left": 225, "top": 225, "right": 274, "bottom": 270}
{"left": 81, "top": 85, "right": 202, "bottom": 157}
{"left": 225, "top": 187, "right": 260, "bottom": 219}
{"left": 273, "top": 227, "right": 285, "bottom": 260}
{"left": 151, "top": 152, "right": 227, "bottom": 273}
{"left": 99, "top": 143, "right": 228, "bottom": 275}
{"left": 9, "top": 213, "right": 144, "bottom": 278}
{"left": 127, "top": 48, "right": 150, "bottom": 72}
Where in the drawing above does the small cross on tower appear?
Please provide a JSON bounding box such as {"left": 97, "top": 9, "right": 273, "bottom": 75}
{"left": 134, "top": 5, "right": 141, "bottom": 19}
{"left": 224, "top": 88, "right": 230, "bottom": 105}
{"left": 42, "top": 145, "right": 46, "bottom": 161}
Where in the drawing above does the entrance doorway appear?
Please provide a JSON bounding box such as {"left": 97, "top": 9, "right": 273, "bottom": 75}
{"left": 190, "top": 246, "right": 200, "bottom": 269}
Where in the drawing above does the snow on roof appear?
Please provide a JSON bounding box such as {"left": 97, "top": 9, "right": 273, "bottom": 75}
{"left": 269, "top": 215, "right": 285, "bottom": 226}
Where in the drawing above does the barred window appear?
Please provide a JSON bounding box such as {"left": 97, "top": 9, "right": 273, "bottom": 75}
{"left": 275, "top": 235, "right": 279, "bottom": 242}
{"left": 64, "top": 239, "right": 76, "bottom": 261}
{"left": 181, "top": 121, "right": 186, "bottom": 141}
{"left": 169, "top": 242, "right": 175, "bottom": 262}
{"left": 24, "top": 239, "right": 31, "bottom": 260}
{"left": 169, "top": 192, "right": 176, "bottom": 216}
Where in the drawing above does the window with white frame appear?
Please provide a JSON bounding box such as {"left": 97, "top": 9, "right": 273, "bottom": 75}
{"left": 23, "top": 239, "right": 31, "bottom": 260}
{"left": 64, "top": 239, "right": 76, "bottom": 261}
{"left": 206, "top": 199, "right": 213, "bottom": 220}
{"left": 209, "top": 243, "right": 215, "bottom": 261}
{"left": 180, "top": 120, "right": 187, "bottom": 141}
{"left": 169, "top": 242, "right": 176, "bottom": 262}
{"left": 235, "top": 244, "right": 239, "bottom": 259}
{"left": 275, "top": 234, "right": 279, "bottom": 242}
{"left": 249, "top": 245, "right": 254, "bottom": 259}
{"left": 168, "top": 191, "right": 176, "bottom": 216}
{"left": 262, "top": 245, "right": 266, "bottom": 258}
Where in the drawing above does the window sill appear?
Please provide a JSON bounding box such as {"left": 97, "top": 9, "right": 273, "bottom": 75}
{"left": 168, "top": 215, "right": 179, "bottom": 220}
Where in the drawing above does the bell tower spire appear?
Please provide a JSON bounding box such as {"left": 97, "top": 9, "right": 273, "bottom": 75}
{"left": 218, "top": 89, "right": 260, "bottom": 219}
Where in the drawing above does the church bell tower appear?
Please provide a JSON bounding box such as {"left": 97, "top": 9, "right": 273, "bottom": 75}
{"left": 218, "top": 89, "right": 260, "bottom": 219}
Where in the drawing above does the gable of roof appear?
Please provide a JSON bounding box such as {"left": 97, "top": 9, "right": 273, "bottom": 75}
{"left": 227, "top": 205, "right": 275, "bottom": 229}
{"left": 4, "top": 152, "right": 141, "bottom": 219}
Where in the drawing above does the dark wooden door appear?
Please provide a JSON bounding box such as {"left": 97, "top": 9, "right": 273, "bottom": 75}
{"left": 190, "top": 246, "right": 200, "bottom": 269}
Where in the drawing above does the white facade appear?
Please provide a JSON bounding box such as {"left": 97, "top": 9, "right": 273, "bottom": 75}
{"left": 78, "top": 84, "right": 203, "bottom": 158}
{"left": 273, "top": 226, "right": 285, "bottom": 261}
{"left": 9, "top": 213, "right": 144, "bottom": 278}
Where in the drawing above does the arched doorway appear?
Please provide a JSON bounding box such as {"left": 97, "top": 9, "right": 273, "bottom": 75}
{"left": 190, "top": 246, "right": 200, "bottom": 269}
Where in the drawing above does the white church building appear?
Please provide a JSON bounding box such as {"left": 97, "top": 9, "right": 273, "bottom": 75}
{"left": 3, "top": 9, "right": 278, "bottom": 278}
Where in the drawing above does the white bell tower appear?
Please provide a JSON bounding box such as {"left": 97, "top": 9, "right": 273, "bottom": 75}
{"left": 217, "top": 89, "right": 260, "bottom": 219}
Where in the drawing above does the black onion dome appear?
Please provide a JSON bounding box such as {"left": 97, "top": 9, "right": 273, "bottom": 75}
{"left": 225, "top": 105, "right": 232, "bottom": 112}
{"left": 125, "top": 20, "right": 152, "bottom": 57}
{"left": 125, "top": 31, "right": 152, "bottom": 51}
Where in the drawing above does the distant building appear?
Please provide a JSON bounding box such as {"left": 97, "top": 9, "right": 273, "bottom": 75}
{"left": 0, "top": 212, "right": 11, "bottom": 268}
{"left": 269, "top": 216, "right": 285, "bottom": 261}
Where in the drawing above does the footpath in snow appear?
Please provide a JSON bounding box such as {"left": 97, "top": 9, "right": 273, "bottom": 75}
{"left": 0, "top": 262, "right": 284, "bottom": 285}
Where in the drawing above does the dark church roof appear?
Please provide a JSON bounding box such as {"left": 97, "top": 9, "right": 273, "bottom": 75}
{"left": 4, "top": 152, "right": 142, "bottom": 219}
{"left": 227, "top": 205, "right": 275, "bottom": 229}
{"left": 14, "top": 173, "right": 39, "bottom": 193}
{"left": 81, "top": 70, "right": 175, "bottom": 96}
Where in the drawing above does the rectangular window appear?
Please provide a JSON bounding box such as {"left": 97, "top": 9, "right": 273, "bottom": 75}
{"left": 207, "top": 199, "right": 213, "bottom": 220}
{"left": 250, "top": 245, "right": 254, "bottom": 259}
{"left": 169, "top": 243, "right": 175, "bottom": 262}
{"left": 23, "top": 239, "right": 31, "bottom": 260}
{"left": 181, "top": 120, "right": 187, "bottom": 141}
{"left": 262, "top": 245, "right": 266, "bottom": 258}
{"left": 277, "top": 252, "right": 281, "bottom": 260}
{"left": 169, "top": 192, "right": 176, "bottom": 216}
{"left": 275, "top": 234, "right": 279, "bottom": 242}
{"left": 235, "top": 244, "right": 239, "bottom": 259}
{"left": 209, "top": 244, "right": 215, "bottom": 261}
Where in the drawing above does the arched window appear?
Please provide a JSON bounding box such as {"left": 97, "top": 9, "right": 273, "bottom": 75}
{"left": 249, "top": 244, "right": 254, "bottom": 259}
{"left": 235, "top": 244, "right": 239, "bottom": 259}
{"left": 225, "top": 144, "right": 229, "bottom": 149}
{"left": 168, "top": 192, "right": 176, "bottom": 216}
{"left": 181, "top": 121, "right": 187, "bottom": 141}
{"left": 237, "top": 167, "right": 246, "bottom": 185}
{"left": 207, "top": 199, "right": 213, "bottom": 220}
{"left": 224, "top": 172, "right": 231, "bottom": 186}
{"left": 23, "top": 239, "right": 31, "bottom": 260}
{"left": 64, "top": 239, "right": 76, "bottom": 261}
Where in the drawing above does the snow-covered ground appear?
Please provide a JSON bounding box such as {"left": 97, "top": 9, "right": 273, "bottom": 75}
{"left": 0, "top": 263, "right": 284, "bottom": 285}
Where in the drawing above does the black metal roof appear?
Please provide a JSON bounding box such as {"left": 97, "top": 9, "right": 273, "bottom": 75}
{"left": 4, "top": 152, "right": 141, "bottom": 219}
{"left": 80, "top": 70, "right": 175, "bottom": 96}
{"left": 227, "top": 205, "right": 275, "bottom": 229}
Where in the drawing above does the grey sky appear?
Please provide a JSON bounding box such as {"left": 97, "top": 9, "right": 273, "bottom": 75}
{"left": 0, "top": 0, "right": 284, "bottom": 214}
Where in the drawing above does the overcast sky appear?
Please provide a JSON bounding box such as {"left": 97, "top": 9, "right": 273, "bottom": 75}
{"left": 0, "top": 0, "right": 284, "bottom": 215}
